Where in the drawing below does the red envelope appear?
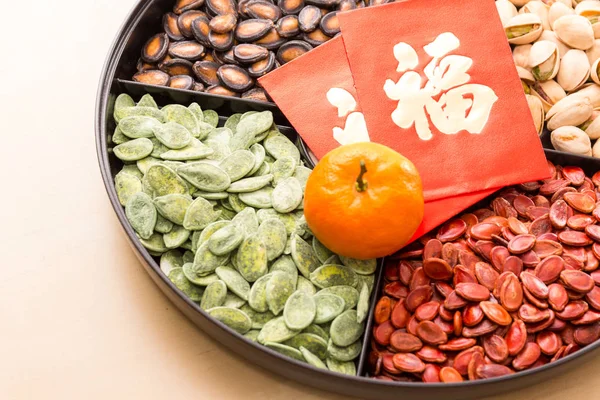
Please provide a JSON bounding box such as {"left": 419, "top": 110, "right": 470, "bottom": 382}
{"left": 338, "top": 0, "right": 550, "bottom": 201}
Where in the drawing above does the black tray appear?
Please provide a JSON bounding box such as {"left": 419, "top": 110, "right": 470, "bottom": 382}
{"left": 95, "top": 0, "right": 600, "bottom": 398}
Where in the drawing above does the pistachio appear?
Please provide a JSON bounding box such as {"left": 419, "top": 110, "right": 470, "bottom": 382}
{"left": 529, "top": 41, "right": 560, "bottom": 81}
{"left": 526, "top": 94, "right": 545, "bottom": 135}
{"left": 557, "top": 49, "right": 590, "bottom": 91}
{"left": 576, "top": 0, "right": 600, "bottom": 38}
{"left": 580, "top": 110, "right": 600, "bottom": 139}
{"left": 520, "top": 1, "right": 551, "bottom": 31}
{"left": 513, "top": 44, "right": 533, "bottom": 69}
{"left": 505, "top": 13, "right": 543, "bottom": 45}
{"left": 591, "top": 57, "right": 600, "bottom": 84}
{"left": 593, "top": 134, "right": 600, "bottom": 156}
{"left": 586, "top": 39, "right": 600, "bottom": 64}
{"left": 548, "top": 1, "right": 574, "bottom": 28}
{"left": 537, "top": 30, "right": 570, "bottom": 58}
{"left": 553, "top": 14, "right": 595, "bottom": 50}
{"left": 496, "top": 0, "right": 518, "bottom": 27}
{"left": 571, "top": 83, "right": 600, "bottom": 108}
{"left": 551, "top": 125, "right": 592, "bottom": 155}
{"left": 546, "top": 94, "right": 593, "bottom": 130}
{"left": 530, "top": 79, "right": 567, "bottom": 112}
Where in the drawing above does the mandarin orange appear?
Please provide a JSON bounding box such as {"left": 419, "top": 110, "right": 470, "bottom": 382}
{"left": 304, "top": 142, "right": 424, "bottom": 259}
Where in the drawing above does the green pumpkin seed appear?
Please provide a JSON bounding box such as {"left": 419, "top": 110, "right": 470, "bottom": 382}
{"left": 223, "top": 292, "right": 247, "bottom": 308}
{"left": 203, "top": 109, "right": 219, "bottom": 127}
{"left": 236, "top": 235, "right": 269, "bottom": 282}
{"left": 251, "top": 162, "right": 271, "bottom": 177}
{"left": 313, "top": 293, "right": 345, "bottom": 324}
{"left": 200, "top": 280, "right": 228, "bottom": 310}
{"left": 244, "top": 330, "right": 260, "bottom": 341}
{"left": 114, "top": 138, "right": 154, "bottom": 161}
{"left": 324, "top": 254, "right": 341, "bottom": 265}
{"left": 208, "top": 223, "right": 244, "bottom": 255}
{"left": 160, "top": 138, "right": 214, "bottom": 160}
{"left": 198, "top": 221, "right": 231, "bottom": 246}
{"left": 310, "top": 264, "right": 358, "bottom": 289}
{"left": 188, "top": 103, "right": 203, "bottom": 122}
{"left": 327, "top": 339, "right": 362, "bottom": 362}
{"left": 303, "top": 324, "right": 329, "bottom": 341}
{"left": 115, "top": 170, "right": 142, "bottom": 206}
{"left": 224, "top": 113, "right": 242, "bottom": 131}
{"left": 248, "top": 273, "right": 272, "bottom": 312}
{"left": 340, "top": 256, "right": 377, "bottom": 276}
{"left": 357, "top": 274, "right": 375, "bottom": 295}
{"left": 183, "top": 263, "right": 220, "bottom": 286}
{"left": 192, "top": 242, "right": 230, "bottom": 276}
{"left": 269, "top": 255, "right": 298, "bottom": 286}
{"left": 296, "top": 276, "right": 317, "bottom": 296}
{"left": 291, "top": 234, "right": 320, "bottom": 279}
{"left": 240, "top": 304, "right": 276, "bottom": 329}
{"left": 266, "top": 271, "right": 296, "bottom": 315}
{"left": 145, "top": 165, "right": 188, "bottom": 196}
{"left": 312, "top": 237, "right": 334, "bottom": 264}
{"left": 114, "top": 93, "right": 135, "bottom": 122}
{"left": 218, "top": 150, "right": 256, "bottom": 182}
{"left": 257, "top": 218, "right": 287, "bottom": 261}
{"left": 180, "top": 240, "right": 193, "bottom": 251}
{"left": 249, "top": 144, "right": 266, "bottom": 175}
{"left": 238, "top": 187, "right": 273, "bottom": 209}
{"left": 153, "top": 122, "right": 192, "bottom": 149}
{"left": 215, "top": 266, "right": 251, "bottom": 300}
{"left": 293, "top": 166, "right": 312, "bottom": 191}
{"left": 160, "top": 249, "right": 184, "bottom": 276}
{"left": 121, "top": 164, "right": 143, "bottom": 180}
{"left": 231, "top": 207, "right": 259, "bottom": 236}
{"left": 319, "top": 286, "right": 359, "bottom": 311}
{"left": 183, "top": 197, "right": 221, "bottom": 230}
{"left": 252, "top": 128, "right": 271, "bottom": 145}
{"left": 183, "top": 250, "right": 195, "bottom": 264}
{"left": 356, "top": 283, "right": 370, "bottom": 324}
{"left": 176, "top": 162, "right": 231, "bottom": 192}
{"left": 154, "top": 194, "right": 191, "bottom": 225}
{"left": 285, "top": 333, "right": 328, "bottom": 360}
{"left": 326, "top": 358, "right": 356, "bottom": 376}
{"left": 193, "top": 190, "right": 229, "bottom": 200}
{"left": 283, "top": 291, "right": 316, "bottom": 330}
{"left": 118, "top": 106, "right": 166, "bottom": 122}
{"left": 272, "top": 156, "right": 297, "bottom": 185}
{"left": 231, "top": 111, "right": 274, "bottom": 151}
{"left": 164, "top": 225, "right": 191, "bottom": 249}
{"left": 227, "top": 174, "right": 273, "bottom": 193}
{"left": 258, "top": 316, "right": 300, "bottom": 344}
{"left": 240, "top": 111, "right": 259, "bottom": 120}
{"left": 264, "top": 134, "right": 300, "bottom": 163}
{"left": 168, "top": 267, "right": 204, "bottom": 301}
{"left": 299, "top": 346, "right": 327, "bottom": 369}
{"left": 207, "top": 306, "right": 251, "bottom": 334}
{"left": 136, "top": 156, "right": 161, "bottom": 174}
{"left": 228, "top": 193, "right": 248, "bottom": 212}
{"left": 126, "top": 192, "right": 157, "bottom": 239}
{"left": 257, "top": 209, "right": 297, "bottom": 235}
{"left": 119, "top": 116, "right": 162, "bottom": 138}
{"left": 264, "top": 342, "right": 304, "bottom": 361}
{"left": 330, "top": 310, "right": 364, "bottom": 347}
{"left": 149, "top": 137, "right": 169, "bottom": 158}
{"left": 272, "top": 177, "right": 303, "bottom": 213}
{"left": 138, "top": 93, "right": 158, "bottom": 108}
{"left": 217, "top": 205, "right": 236, "bottom": 220}
{"left": 207, "top": 127, "right": 233, "bottom": 144}
{"left": 162, "top": 104, "right": 199, "bottom": 136}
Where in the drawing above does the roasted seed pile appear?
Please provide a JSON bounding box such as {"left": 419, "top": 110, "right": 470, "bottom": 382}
{"left": 369, "top": 161, "right": 600, "bottom": 382}
{"left": 110, "top": 93, "right": 376, "bottom": 375}
{"left": 502, "top": 0, "right": 600, "bottom": 156}
{"left": 131, "top": 0, "right": 381, "bottom": 99}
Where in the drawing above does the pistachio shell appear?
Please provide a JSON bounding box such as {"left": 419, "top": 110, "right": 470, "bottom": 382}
{"left": 513, "top": 44, "right": 533, "bottom": 69}
{"left": 531, "top": 79, "right": 567, "bottom": 112}
{"left": 591, "top": 57, "right": 600, "bottom": 84}
{"left": 593, "top": 133, "right": 600, "bottom": 156}
{"left": 505, "top": 13, "right": 543, "bottom": 45}
{"left": 551, "top": 125, "right": 592, "bottom": 155}
{"left": 547, "top": 95, "right": 593, "bottom": 130}
{"left": 586, "top": 39, "right": 600, "bottom": 64}
{"left": 571, "top": 83, "right": 600, "bottom": 108}
{"left": 581, "top": 110, "right": 600, "bottom": 139}
{"left": 549, "top": 1, "right": 575, "bottom": 28}
{"left": 537, "top": 30, "right": 570, "bottom": 58}
{"left": 520, "top": 1, "right": 550, "bottom": 31}
{"left": 496, "top": 0, "right": 518, "bottom": 26}
{"left": 526, "top": 94, "right": 545, "bottom": 135}
{"left": 557, "top": 49, "right": 590, "bottom": 91}
{"left": 529, "top": 41, "right": 560, "bottom": 81}
{"left": 553, "top": 14, "right": 595, "bottom": 50}
{"left": 576, "top": 0, "right": 600, "bottom": 38}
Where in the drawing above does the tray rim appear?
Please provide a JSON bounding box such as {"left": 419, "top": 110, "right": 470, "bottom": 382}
{"left": 94, "top": 0, "right": 600, "bottom": 397}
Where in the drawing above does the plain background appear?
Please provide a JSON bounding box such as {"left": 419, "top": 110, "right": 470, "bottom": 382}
{"left": 1, "top": 0, "right": 599, "bottom": 398}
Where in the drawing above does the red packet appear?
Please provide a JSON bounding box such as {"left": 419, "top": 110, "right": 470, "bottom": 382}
{"left": 338, "top": 0, "right": 550, "bottom": 201}
{"left": 259, "top": 37, "right": 369, "bottom": 158}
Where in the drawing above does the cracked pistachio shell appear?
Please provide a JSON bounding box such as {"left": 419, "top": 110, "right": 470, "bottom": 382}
{"left": 591, "top": 57, "right": 600, "bottom": 84}
{"left": 549, "top": 2, "right": 574, "bottom": 29}
{"left": 531, "top": 79, "right": 567, "bottom": 112}
{"left": 207, "top": 306, "right": 252, "bottom": 334}
{"left": 169, "top": 268, "right": 204, "bottom": 301}
{"left": 547, "top": 95, "right": 594, "bottom": 130}
{"left": 326, "top": 358, "right": 356, "bottom": 376}
{"left": 114, "top": 138, "right": 154, "bottom": 161}
{"left": 200, "top": 280, "right": 228, "bottom": 310}
{"left": 258, "top": 316, "right": 300, "bottom": 344}
{"left": 553, "top": 14, "right": 595, "bottom": 49}
{"left": 183, "top": 197, "right": 221, "bottom": 230}
{"left": 285, "top": 333, "right": 327, "bottom": 360}
{"left": 266, "top": 271, "right": 296, "bottom": 315}
{"left": 330, "top": 310, "right": 364, "bottom": 347}
{"left": 257, "top": 218, "right": 287, "bottom": 261}
{"left": 576, "top": 0, "right": 600, "bottom": 38}
{"left": 216, "top": 265, "right": 251, "bottom": 300}
{"left": 520, "top": 0, "right": 551, "bottom": 30}
{"left": 496, "top": 0, "right": 518, "bottom": 27}
{"left": 505, "top": 13, "right": 543, "bottom": 45}
{"left": 526, "top": 94, "right": 545, "bottom": 135}
{"left": 126, "top": 192, "right": 157, "bottom": 239}
{"left": 557, "top": 49, "right": 590, "bottom": 92}
{"left": 513, "top": 44, "right": 532, "bottom": 69}
{"left": 571, "top": 83, "right": 600, "bottom": 108}
{"left": 528, "top": 41, "right": 560, "bottom": 81}
{"left": 551, "top": 125, "right": 592, "bottom": 155}
{"left": 237, "top": 235, "right": 269, "bottom": 282}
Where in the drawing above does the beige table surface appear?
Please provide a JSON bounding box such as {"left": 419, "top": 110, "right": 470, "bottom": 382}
{"left": 1, "top": 1, "right": 599, "bottom": 399}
